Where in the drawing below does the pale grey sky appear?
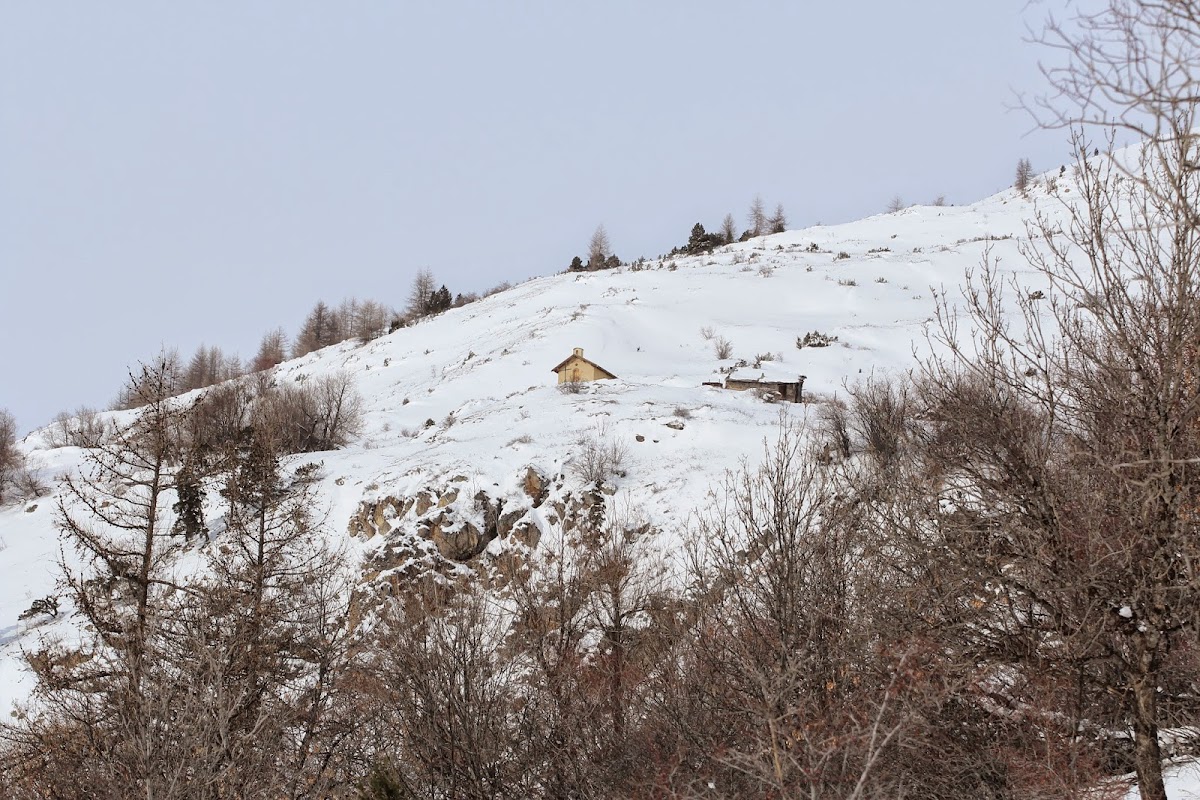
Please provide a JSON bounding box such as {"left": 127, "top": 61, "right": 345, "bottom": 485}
{"left": 2, "top": 2, "right": 1074, "bottom": 432}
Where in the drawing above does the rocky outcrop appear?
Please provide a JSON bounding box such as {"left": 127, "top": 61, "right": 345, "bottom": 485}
{"left": 523, "top": 466, "right": 548, "bottom": 507}
{"left": 349, "top": 465, "right": 608, "bottom": 577}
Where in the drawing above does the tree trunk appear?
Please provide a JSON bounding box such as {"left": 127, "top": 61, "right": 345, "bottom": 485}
{"left": 1131, "top": 672, "right": 1167, "bottom": 800}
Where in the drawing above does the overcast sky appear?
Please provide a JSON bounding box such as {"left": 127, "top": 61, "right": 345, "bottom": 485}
{"left": 2, "top": 2, "right": 1080, "bottom": 433}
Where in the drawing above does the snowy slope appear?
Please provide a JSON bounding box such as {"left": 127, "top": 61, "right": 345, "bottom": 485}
{"left": 0, "top": 184, "right": 1056, "bottom": 714}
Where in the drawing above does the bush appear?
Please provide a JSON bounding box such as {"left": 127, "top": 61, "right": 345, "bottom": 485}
{"left": 572, "top": 423, "right": 629, "bottom": 487}
{"left": 834, "top": 251, "right": 851, "bottom": 261}
{"left": 45, "top": 406, "right": 110, "bottom": 448}
{"left": 186, "top": 382, "right": 255, "bottom": 459}
{"left": 254, "top": 371, "right": 363, "bottom": 453}
{"left": 797, "top": 331, "right": 839, "bottom": 349}
{"left": 714, "top": 337, "right": 734, "bottom": 360}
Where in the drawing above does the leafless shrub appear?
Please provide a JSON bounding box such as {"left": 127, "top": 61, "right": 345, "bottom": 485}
{"left": 887, "top": 195, "right": 906, "bottom": 213}
{"left": 45, "top": 406, "right": 110, "bottom": 448}
{"left": 572, "top": 422, "right": 629, "bottom": 487}
{"left": 847, "top": 378, "right": 915, "bottom": 468}
{"left": 818, "top": 398, "right": 853, "bottom": 460}
{"left": 483, "top": 280, "right": 513, "bottom": 297}
{"left": 834, "top": 251, "right": 851, "bottom": 261}
{"left": 714, "top": 336, "right": 734, "bottom": 360}
{"left": 254, "top": 371, "right": 363, "bottom": 453}
{"left": 666, "top": 422, "right": 912, "bottom": 797}
{"left": 360, "top": 581, "right": 539, "bottom": 798}
{"left": 558, "top": 378, "right": 586, "bottom": 395}
{"left": 838, "top": 278, "right": 858, "bottom": 287}
{"left": 672, "top": 406, "right": 692, "bottom": 419}
{"left": 185, "top": 381, "right": 254, "bottom": 458}
{"left": 699, "top": 325, "right": 716, "bottom": 341}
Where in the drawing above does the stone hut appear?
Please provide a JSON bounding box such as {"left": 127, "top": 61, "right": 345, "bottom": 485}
{"left": 551, "top": 347, "right": 617, "bottom": 385}
{"left": 711, "top": 365, "right": 806, "bottom": 403}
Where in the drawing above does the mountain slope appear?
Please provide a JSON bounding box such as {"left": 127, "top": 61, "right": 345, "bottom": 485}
{"left": 0, "top": 184, "right": 1054, "bottom": 714}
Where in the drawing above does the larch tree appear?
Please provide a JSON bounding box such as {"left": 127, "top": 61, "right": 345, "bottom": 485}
{"left": 767, "top": 203, "right": 787, "bottom": 234}
{"left": 406, "top": 269, "right": 438, "bottom": 319}
{"left": 721, "top": 211, "right": 738, "bottom": 243}
{"left": 1, "top": 358, "right": 191, "bottom": 798}
{"left": 747, "top": 195, "right": 766, "bottom": 237}
{"left": 292, "top": 300, "right": 341, "bottom": 358}
{"left": 587, "top": 224, "right": 612, "bottom": 270}
{"left": 1014, "top": 157, "right": 1034, "bottom": 194}
{"left": 251, "top": 327, "right": 288, "bottom": 372}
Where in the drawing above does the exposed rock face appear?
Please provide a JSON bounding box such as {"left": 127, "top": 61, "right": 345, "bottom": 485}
{"left": 523, "top": 466, "right": 548, "bottom": 507}
{"left": 347, "top": 496, "right": 413, "bottom": 539}
{"left": 421, "top": 513, "right": 488, "bottom": 561}
{"left": 348, "top": 465, "right": 600, "bottom": 578}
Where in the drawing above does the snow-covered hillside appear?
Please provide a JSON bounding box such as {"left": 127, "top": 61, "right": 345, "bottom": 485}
{"left": 0, "top": 183, "right": 1055, "bottom": 715}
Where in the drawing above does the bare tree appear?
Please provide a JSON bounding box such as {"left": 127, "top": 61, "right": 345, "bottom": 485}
{"left": 165, "top": 426, "right": 357, "bottom": 798}
{"left": 347, "top": 298, "right": 391, "bottom": 342}
{"left": 0, "top": 409, "right": 16, "bottom": 503}
{"left": 1014, "top": 156, "right": 1034, "bottom": 194}
{"left": 767, "top": 202, "right": 787, "bottom": 234}
{"left": 1, "top": 397, "right": 359, "bottom": 799}
{"left": 886, "top": 195, "right": 906, "bottom": 213}
{"left": 0, "top": 359, "right": 192, "bottom": 798}
{"left": 896, "top": 127, "right": 1200, "bottom": 800}
{"left": 747, "top": 195, "right": 767, "bottom": 237}
{"left": 182, "top": 344, "right": 242, "bottom": 393}
{"left": 251, "top": 326, "right": 288, "bottom": 372}
{"left": 646, "top": 423, "right": 914, "bottom": 798}
{"left": 587, "top": 224, "right": 612, "bottom": 271}
{"left": 293, "top": 300, "right": 342, "bottom": 358}
{"left": 721, "top": 211, "right": 737, "bottom": 243}
{"left": 110, "top": 348, "right": 181, "bottom": 410}
{"left": 406, "top": 269, "right": 438, "bottom": 319}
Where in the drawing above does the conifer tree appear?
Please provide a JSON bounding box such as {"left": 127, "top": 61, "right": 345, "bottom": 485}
{"left": 747, "top": 195, "right": 767, "bottom": 237}
{"left": 721, "top": 212, "right": 737, "bottom": 243}
{"left": 768, "top": 203, "right": 787, "bottom": 233}
{"left": 587, "top": 225, "right": 611, "bottom": 270}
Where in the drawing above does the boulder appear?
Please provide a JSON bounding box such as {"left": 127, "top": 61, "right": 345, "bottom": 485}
{"left": 523, "top": 466, "right": 548, "bottom": 507}
{"left": 423, "top": 514, "right": 491, "bottom": 562}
